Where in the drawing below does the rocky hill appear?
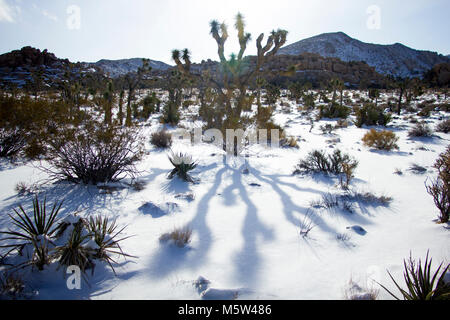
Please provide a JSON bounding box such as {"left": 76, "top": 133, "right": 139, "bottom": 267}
{"left": 92, "top": 58, "right": 171, "bottom": 78}
{"left": 278, "top": 32, "right": 450, "bottom": 78}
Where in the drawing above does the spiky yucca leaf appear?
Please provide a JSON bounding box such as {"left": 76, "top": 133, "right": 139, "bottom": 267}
{"left": 0, "top": 196, "right": 63, "bottom": 255}
{"left": 55, "top": 223, "right": 94, "bottom": 274}
{"left": 378, "top": 251, "right": 450, "bottom": 300}
{"left": 85, "top": 216, "right": 135, "bottom": 275}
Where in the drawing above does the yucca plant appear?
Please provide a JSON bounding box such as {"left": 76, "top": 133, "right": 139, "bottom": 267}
{"left": 168, "top": 151, "right": 197, "bottom": 183}
{"left": 85, "top": 216, "right": 134, "bottom": 275}
{"left": 54, "top": 223, "right": 94, "bottom": 275}
{"left": 378, "top": 251, "right": 450, "bottom": 300}
{"left": 0, "top": 196, "right": 63, "bottom": 269}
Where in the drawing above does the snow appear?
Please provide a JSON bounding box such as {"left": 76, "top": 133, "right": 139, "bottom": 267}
{"left": 0, "top": 90, "right": 449, "bottom": 300}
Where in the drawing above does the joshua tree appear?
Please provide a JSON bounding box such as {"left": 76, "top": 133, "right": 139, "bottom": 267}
{"left": 124, "top": 59, "right": 152, "bottom": 127}
{"left": 329, "top": 78, "right": 344, "bottom": 106}
{"left": 395, "top": 77, "right": 410, "bottom": 115}
{"left": 117, "top": 89, "right": 125, "bottom": 125}
{"left": 102, "top": 80, "right": 115, "bottom": 125}
{"left": 369, "top": 88, "right": 380, "bottom": 107}
{"left": 172, "top": 12, "right": 288, "bottom": 153}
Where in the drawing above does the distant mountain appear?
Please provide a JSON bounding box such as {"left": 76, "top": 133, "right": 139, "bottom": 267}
{"left": 278, "top": 32, "right": 450, "bottom": 78}
{"left": 92, "top": 58, "right": 172, "bottom": 78}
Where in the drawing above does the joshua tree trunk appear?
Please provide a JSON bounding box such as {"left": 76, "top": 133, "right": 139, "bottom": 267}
{"left": 118, "top": 90, "right": 124, "bottom": 125}
{"left": 126, "top": 89, "right": 133, "bottom": 127}
{"left": 397, "top": 87, "right": 404, "bottom": 115}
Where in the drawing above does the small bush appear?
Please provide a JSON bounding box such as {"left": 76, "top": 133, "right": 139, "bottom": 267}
{"left": 45, "top": 121, "right": 144, "bottom": 185}
{"left": 436, "top": 119, "right": 450, "bottom": 134}
{"left": 408, "top": 122, "right": 433, "bottom": 137}
{"left": 0, "top": 272, "right": 25, "bottom": 299}
{"left": 295, "top": 149, "right": 358, "bottom": 176}
{"left": 299, "top": 209, "right": 316, "bottom": 238}
{"left": 0, "top": 127, "right": 27, "bottom": 158}
{"left": 319, "top": 103, "right": 351, "bottom": 119}
{"left": 159, "top": 226, "right": 192, "bottom": 248}
{"left": 151, "top": 130, "right": 173, "bottom": 149}
{"left": 354, "top": 103, "right": 391, "bottom": 128}
{"left": 425, "top": 146, "right": 449, "bottom": 223}
{"left": 378, "top": 251, "right": 450, "bottom": 300}
{"left": 344, "top": 277, "right": 379, "bottom": 300}
{"left": 168, "top": 151, "right": 197, "bottom": 183}
{"left": 362, "top": 129, "right": 399, "bottom": 151}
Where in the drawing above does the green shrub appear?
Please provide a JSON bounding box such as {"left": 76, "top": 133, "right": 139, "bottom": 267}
{"left": 354, "top": 103, "right": 391, "bottom": 128}
{"left": 362, "top": 129, "right": 399, "bottom": 151}
{"left": 319, "top": 103, "right": 351, "bottom": 119}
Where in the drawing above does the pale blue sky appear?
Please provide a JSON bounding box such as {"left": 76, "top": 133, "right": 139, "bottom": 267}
{"left": 0, "top": 0, "right": 449, "bottom": 64}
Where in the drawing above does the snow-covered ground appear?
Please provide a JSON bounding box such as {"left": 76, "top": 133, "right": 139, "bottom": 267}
{"left": 0, "top": 90, "right": 449, "bottom": 300}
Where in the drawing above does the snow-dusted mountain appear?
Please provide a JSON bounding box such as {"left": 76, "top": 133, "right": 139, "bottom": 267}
{"left": 92, "top": 58, "right": 172, "bottom": 78}
{"left": 278, "top": 32, "right": 450, "bottom": 78}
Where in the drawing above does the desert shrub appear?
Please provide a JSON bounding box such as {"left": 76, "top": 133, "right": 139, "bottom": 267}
{"left": 141, "top": 92, "right": 160, "bottom": 119}
{"left": 45, "top": 121, "right": 144, "bottom": 185}
{"left": 335, "top": 119, "right": 349, "bottom": 129}
{"left": 425, "top": 146, "right": 450, "bottom": 223}
{"left": 0, "top": 95, "right": 73, "bottom": 160}
{"left": 362, "top": 129, "right": 399, "bottom": 151}
{"left": 378, "top": 251, "right": 450, "bottom": 300}
{"left": 436, "top": 119, "right": 450, "bottom": 134}
{"left": 282, "top": 136, "right": 299, "bottom": 149}
{"left": 319, "top": 103, "right": 351, "bottom": 119}
{"left": 0, "top": 197, "right": 63, "bottom": 270}
{"left": 437, "top": 103, "right": 450, "bottom": 112}
{"left": 159, "top": 226, "right": 193, "bottom": 248}
{"left": 408, "top": 122, "right": 433, "bottom": 137}
{"left": 84, "top": 216, "right": 134, "bottom": 275}
{"left": 354, "top": 103, "right": 391, "bottom": 128}
{"left": 295, "top": 149, "right": 358, "bottom": 176}
{"left": 299, "top": 209, "right": 316, "bottom": 238}
{"left": 345, "top": 190, "right": 393, "bottom": 206}
{"left": 340, "top": 161, "right": 357, "bottom": 189}
{"left": 264, "top": 83, "right": 281, "bottom": 105}
{"left": 0, "top": 127, "right": 27, "bottom": 158}
{"left": 150, "top": 130, "right": 173, "bottom": 149}
{"left": 0, "top": 271, "right": 25, "bottom": 299}
{"left": 320, "top": 124, "right": 334, "bottom": 135}
{"left": 302, "top": 93, "right": 315, "bottom": 109}
{"left": 168, "top": 151, "right": 197, "bottom": 182}
{"left": 344, "top": 278, "right": 379, "bottom": 300}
